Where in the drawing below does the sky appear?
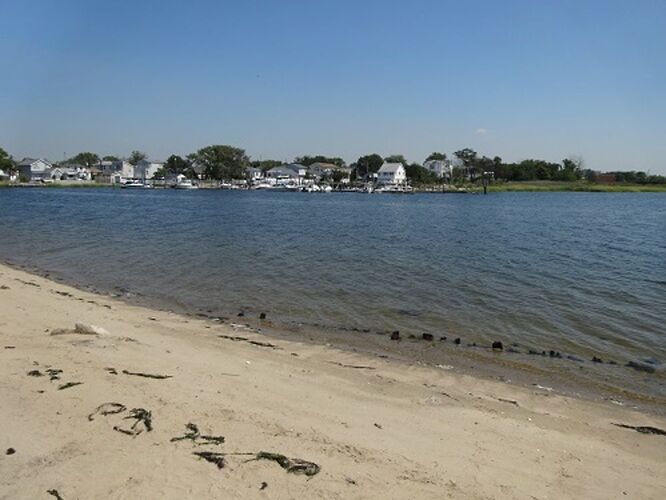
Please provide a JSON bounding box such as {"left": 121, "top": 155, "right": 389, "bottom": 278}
{"left": 1, "top": 0, "right": 665, "bottom": 173}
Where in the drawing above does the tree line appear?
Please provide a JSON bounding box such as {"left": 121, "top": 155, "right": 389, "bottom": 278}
{"left": 2, "top": 145, "right": 664, "bottom": 185}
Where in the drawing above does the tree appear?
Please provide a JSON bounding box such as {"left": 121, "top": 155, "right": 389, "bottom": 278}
{"left": 164, "top": 155, "right": 189, "bottom": 174}
{"left": 66, "top": 152, "right": 99, "bottom": 168}
{"left": 454, "top": 148, "right": 479, "bottom": 181}
{"left": 294, "top": 155, "right": 345, "bottom": 167}
{"left": 0, "top": 147, "right": 15, "bottom": 173}
{"left": 560, "top": 157, "right": 583, "bottom": 181}
{"left": 102, "top": 155, "right": 120, "bottom": 161}
{"left": 384, "top": 154, "right": 407, "bottom": 164}
{"left": 406, "top": 163, "right": 438, "bottom": 185}
{"left": 354, "top": 154, "right": 384, "bottom": 179}
{"left": 425, "top": 152, "right": 447, "bottom": 162}
{"left": 128, "top": 150, "right": 147, "bottom": 166}
{"left": 189, "top": 145, "right": 249, "bottom": 180}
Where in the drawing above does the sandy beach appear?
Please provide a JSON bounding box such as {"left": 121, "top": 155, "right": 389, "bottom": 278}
{"left": 0, "top": 263, "right": 664, "bottom": 499}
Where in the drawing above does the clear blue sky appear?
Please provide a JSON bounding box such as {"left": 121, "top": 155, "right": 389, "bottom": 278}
{"left": 1, "top": 0, "right": 665, "bottom": 173}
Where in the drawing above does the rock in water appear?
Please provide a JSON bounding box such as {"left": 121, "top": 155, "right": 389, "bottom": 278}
{"left": 492, "top": 341, "right": 503, "bottom": 351}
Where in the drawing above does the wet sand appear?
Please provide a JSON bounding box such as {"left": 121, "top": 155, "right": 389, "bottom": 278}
{"left": 1, "top": 263, "right": 665, "bottom": 499}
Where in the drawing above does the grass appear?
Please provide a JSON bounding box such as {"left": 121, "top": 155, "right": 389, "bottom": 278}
{"left": 487, "top": 181, "right": 666, "bottom": 192}
{"left": 0, "top": 181, "right": 113, "bottom": 188}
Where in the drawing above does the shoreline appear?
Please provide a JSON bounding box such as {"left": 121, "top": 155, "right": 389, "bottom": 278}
{"left": 4, "top": 259, "right": 664, "bottom": 418}
{"left": 3, "top": 180, "right": 666, "bottom": 192}
{"left": 1, "top": 263, "right": 665, "bottom": 498}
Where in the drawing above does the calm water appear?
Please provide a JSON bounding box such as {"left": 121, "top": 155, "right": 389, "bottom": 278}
{"left": 1, "top": 188, "right": 664, "bottom": 405}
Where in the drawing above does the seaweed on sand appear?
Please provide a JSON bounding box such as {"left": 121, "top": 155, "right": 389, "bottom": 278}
{"left": 113, "top": 408, "right": 152, "bottom": 436}
{"left": 171, "top": 423, "right": 225, "bottom": 445}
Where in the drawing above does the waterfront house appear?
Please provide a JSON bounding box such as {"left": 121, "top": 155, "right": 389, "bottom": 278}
{"left": 16, "top": 158, "right": 53, "bottom": 182}
{"left": 99, "top": 160, "right": 133, "bottom": 183}
{"left": 376, "top": 162, "right": 407, "bottom": 185}
{"left": 423, "top": 159, "right": 452, "bottom": 182}
{"left": 0, "top": 169, "right": 11, "bottom": 181}
{"left": 308, "top": 163, "right": 352, "bottom": 183}
{"left": 134, "top": 159, "right": 163, "bottom": 181}
{"left": 246, "top": 167, "right": 264, "bottom": 181}
{"left": 286, "top": 163, "right": 308, "bottom": 178}
{"left": 266, "top": 166, "right": 300, "bottom": 182}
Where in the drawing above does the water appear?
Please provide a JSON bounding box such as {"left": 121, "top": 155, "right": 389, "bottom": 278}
{"left": 1, "top": 188, "right": 665, "bottom": 408}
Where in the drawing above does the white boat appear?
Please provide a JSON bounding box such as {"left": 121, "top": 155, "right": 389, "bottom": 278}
{"left": 174, "top": 178, "right": 198, "bottom": 189}
{"left": 375, "top": 184, "right": 414, "bottom": 194}
{"left": 121, "top": 180, "right": 152, "bottom": 189}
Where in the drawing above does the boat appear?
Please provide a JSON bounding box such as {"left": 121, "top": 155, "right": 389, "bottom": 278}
{"left": 375, "top": 184, "right": 414, "bottom": 194}
{"left": 174, "top": 178, "right": 198, "bottom": 189}
{"left": 121, "top": 180, "right": 152, "bottom": 189}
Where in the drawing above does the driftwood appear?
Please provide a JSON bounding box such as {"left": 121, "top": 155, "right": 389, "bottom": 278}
{"left": 218, "top": 335, "right": 281, "bottom": 350}
{"left": 171, "top": 423, "right": 225, "bottom": 445}
{"left": 612, "top": 423, "right": 666, "bottom": 436}
{"left": 105, "top": 367, "right": 118, "bottom": 375}
{"left": 113, "top": 408, "right": 152, "bottom": 436}
{"left": 46, "top": 490, "right": 63, "bottom": 500}
{"left": 253, "top": 451, "right": 321, "bottom": 476}
{"left": 193, "top": 451, "right": 226, "bottom": 469}
{"left": 58, "top": 382, "right": 82, "bottom": 391}
{"left": 88, "top": 403, "right": 127, "bottom": 421}
{"left": 121, "top": 370, "right": 172, "bottom": 380}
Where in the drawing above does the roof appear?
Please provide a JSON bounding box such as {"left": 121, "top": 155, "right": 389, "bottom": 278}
{"left": 377, "top": 162, "right": 404, "bottom": 173}
{"left": 16, "top": 158, "right": 52, "bottom": 170}
{"left": 267, "top": 166, "right": 298, "bottom": 177}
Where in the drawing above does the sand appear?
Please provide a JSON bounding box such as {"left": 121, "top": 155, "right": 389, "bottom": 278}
{"left": 0, "top": 263, "right": 664, "bottom": 499}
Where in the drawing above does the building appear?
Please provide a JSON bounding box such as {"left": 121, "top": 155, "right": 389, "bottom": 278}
{"left": 99, "top": 160, "right": 133, "bottom": 183}
{"left": 285, "top": 163, "right": 308, "bottom": 178}
{"left": 134, "top": 159, "right": 164, "bottom": 181}
{"left": 16, "top": 158, "right": 53, "bottom": 182}
{"left": 423, "top": 159, "right": 452, "bottom": 181}
{"left": 308, "top": 162, "right": 352, "bottom": 183}
{"left": 266, "top": 166, "right": 300, "bottom": 181}
{"left": 246, "top": 167, "right": 264, "bottom": 181}
{"left": 376, "top": 162, "right": 407, "bottom": 185}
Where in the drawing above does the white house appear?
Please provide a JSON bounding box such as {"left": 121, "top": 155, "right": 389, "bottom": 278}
{"left": 266, "top": 166, "right": 299, "bottom": 181}
{"left": 134, "top": 159, "right": 163, "bottom": 181}
{"left": 246, "top": 167, "right": 264, "bottom": 181}
{"left": 423, "top": 159, "right": 452, "bottom": 181}
{"left": 376, "top": 162, "right": 407, "bottom": 185}
{"left": 286, "top": 163, "right": 308, "bottom": 178}
{"left": 16, "top": 158, "right": 53, "bottom": 182}
{"left": 99, "top": 160, "right": 133, "bottom": 183}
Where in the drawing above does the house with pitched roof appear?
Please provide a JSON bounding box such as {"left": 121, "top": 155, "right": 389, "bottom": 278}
{"left": 16, "top": 158, "right": 53, "bottom": 182}
{"left": 376, "top": 162, "right": 407, "bottom": 185}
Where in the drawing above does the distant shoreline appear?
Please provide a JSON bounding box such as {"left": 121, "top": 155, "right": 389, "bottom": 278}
{"left": 2, "top": 180, "right": 666, "bottom": 192}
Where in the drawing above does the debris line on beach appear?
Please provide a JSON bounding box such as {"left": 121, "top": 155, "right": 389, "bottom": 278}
{"left": 327, "top": 361, "right": 376, "bottom": 370}
{"left": 121, "top": 369, "right": 172, "bottom": 379}
{"left": 612, "top": 423, "right": 666, "bottom": 436}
